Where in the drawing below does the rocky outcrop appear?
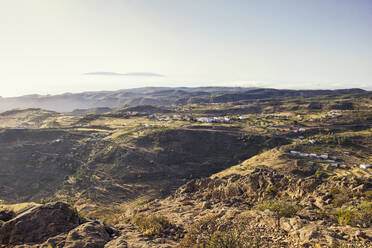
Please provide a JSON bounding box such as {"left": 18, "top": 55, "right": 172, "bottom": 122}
{"left": 130, "top": 167, "right": 372, "bottom": 247}
{"left": 0, "top": 202, "right": 80, "bottom": 245}
{"left": 104, "top": 236, "right": 128, "bottom": 248}
{"left": 173, "top": 168, "right": 289, "bottom": 202}
{"left": 0, "top": 202, "right": 124, "bottom": 248}
{"left": 1, "top": 166, "right": 371, "bottom": 247}
{"left": 63, "top": 222, "right": 111, "bottom": 248}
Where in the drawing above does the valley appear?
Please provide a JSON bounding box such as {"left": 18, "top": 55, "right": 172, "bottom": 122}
{"left": 0, "top": 87, "right": 371, "bottom": 247}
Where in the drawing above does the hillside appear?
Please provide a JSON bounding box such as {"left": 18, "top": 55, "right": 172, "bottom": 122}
{"left": 0, "top": 90, "right": 371, "bottom": 247}
{"left": 0, "top": 126, "right": 288, "bottom": 206}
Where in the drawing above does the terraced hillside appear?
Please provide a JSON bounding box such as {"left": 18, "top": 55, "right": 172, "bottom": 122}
{"left": 0, "top": 89, "right": 371, "bottom": 247}
{"left": 0, "top": 124, "right": 288, "bottom": 208}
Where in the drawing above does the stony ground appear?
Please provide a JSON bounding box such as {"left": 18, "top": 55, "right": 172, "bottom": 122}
{"left": 1, "top": 165, "right": 371, "bottom": 247}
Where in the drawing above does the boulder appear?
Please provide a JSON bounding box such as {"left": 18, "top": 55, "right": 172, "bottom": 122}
{"left": 280, "top": 216, "right": 307, "bottom": 232}
{"left": 0, "top": 202, "right": 80, "bottom": 245}
{"left": 40, "top": 233, "right": 68, "bottom": 248}
{"left": 63, "top": 221, "right": 111, "bottom": 248}
{"left": 104, "top": 236, "right": 128, "bottom": 248}
{"left": 290, "top": 224, "right": 320, "bottom": 244}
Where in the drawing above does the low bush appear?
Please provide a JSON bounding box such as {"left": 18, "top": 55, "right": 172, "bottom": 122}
{"left": 205, "top": 230, "right": 261, "bottom": 248}
{"left": 254, "top": 199, "right": 301, "bottom": 218}
{"left": 131, "top": 215, "right": 170, "bottom": 236}
{"left": 315, "top": 169, "right": 328, "bottom": 179}
{"left": 265, "top": 184, "right": 277, "bottom": 195}
{"left": 176, "top": 215, "right": 262, "bottom": 248}
{"left": 334, "top": 202, "right": 372, "bottom": 227}
{"left": 335, "top": 209, "right": 356, "bottom": 226}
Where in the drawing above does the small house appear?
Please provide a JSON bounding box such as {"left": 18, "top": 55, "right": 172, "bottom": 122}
{"left": 360, "top": 164, "right": 372, "bottom": 169}
{"left": 320, "top": 154, "right": 328, "bottom": 159}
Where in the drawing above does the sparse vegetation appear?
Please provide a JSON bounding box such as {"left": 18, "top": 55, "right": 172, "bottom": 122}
{"left": 254, "top": 199, "right": 301, "bottom": 218}
{"left": 265, "top": 184, "right": 277, "bottom": 195}
{"left": 177, "top": 215, "right": 262, "bottom": 248}
{"left": 131, "top": 215, "right": 171, "bottom": 236}
{"left": 333, "top": 202, "right": 372, "bottom": 227}
{"left": 335, "top": 209, "right": 356, "bottom": 226}
{"left": 0, "top": 89, "right": 371, "bottom": 247}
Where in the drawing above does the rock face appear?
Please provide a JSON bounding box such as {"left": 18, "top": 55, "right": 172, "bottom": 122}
{"left": 63, "top": 222, "right": 111, "bottom": 248}
{"left": 0, "top": 202, "right": 80, "bottom": 245}
{"left": 104, "top": 236, "right": 128, "bottom": 248}
{"left": 0, "top": 202, "right": 126, "bottom": 248}
{"left": 173, "top": 168, "right": 289, "bottom": 202}
{"left": 128, "top": 167, "right": 372, "bottom": 247}
{"left": 1, "top": 165, "right": 371, "bottom": 247}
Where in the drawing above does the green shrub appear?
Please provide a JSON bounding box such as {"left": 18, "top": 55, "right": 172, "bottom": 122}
{"left": 265, "top": 185, "right": 277, "bottom": 194}
{"left": 254, "top": 200, "right": 301, "bottom": 217}
{"left": 131, "top": 215, "right": 170, "bottom": 236}
{"left": 333, "top": 203, "right": 372, "bottom": 227}
{"left": 335, "top": 209, "right": 356, "bottom": 225}
{"left": 315, "top": 169, "right": 328, "bottom": 179}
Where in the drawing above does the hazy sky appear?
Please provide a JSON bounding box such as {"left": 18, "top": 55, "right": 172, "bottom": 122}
{"left": 0, "top": 0, "right": 371, "bottom": 97}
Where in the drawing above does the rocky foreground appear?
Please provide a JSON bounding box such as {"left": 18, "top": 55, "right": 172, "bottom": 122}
{"left": 1, "top": 167, "right": 371, "bottom": 247}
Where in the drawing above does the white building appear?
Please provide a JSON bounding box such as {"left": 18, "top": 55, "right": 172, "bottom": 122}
{"left": 320, "top": 154, "right": 328, "bottom": 159}
{"left": 360, "top": 164, "right": 372, "bottom": 169}
{"left": 199, "top": 117, "right": 213, "bottom": 123}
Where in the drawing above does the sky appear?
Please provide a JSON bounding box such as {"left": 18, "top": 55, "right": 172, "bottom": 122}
{"left": 0, "top": 0, "right": 371, "bottom": 97}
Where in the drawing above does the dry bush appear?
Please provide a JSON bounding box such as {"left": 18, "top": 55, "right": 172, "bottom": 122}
{"left": 131, "top": 215, "right": 170, "bottom": 236}
{"left": 254, "top": 199, "right": 301, "bottom": 218}
{"left": 176, "top": 215, "right": 262, "bottom": 248}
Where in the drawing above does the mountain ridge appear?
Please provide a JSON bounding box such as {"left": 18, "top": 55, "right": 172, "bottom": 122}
{"left": 0, "top": 87, "right": 367, "bottom": 112}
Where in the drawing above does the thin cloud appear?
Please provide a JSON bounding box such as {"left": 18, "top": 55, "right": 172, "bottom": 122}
{"left": 84, "top": 72, "right": 164, "bottom": 77}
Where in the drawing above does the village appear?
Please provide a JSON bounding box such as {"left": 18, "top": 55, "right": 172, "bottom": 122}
{"left": 5, "top": 106, "right": 372, "bottom": 177}
{"left": 288, "top": 150, "right": 372, "bottom": 170}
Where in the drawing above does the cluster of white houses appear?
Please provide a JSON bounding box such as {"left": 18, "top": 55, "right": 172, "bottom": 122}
{"left": 149, "top": 114, "right": 192, "bottom": 122}
{"left": 322, "top": 111, "right": 343, "bottom": 119}
{"left": 198, "top": 116, "right": 231, "bottom": 123}
{"left": 290, "top": 151, "right": 331, "bottom": 160}
{"left": 360, "top": 164, "right": 372, "bottom": 169}
{"left": 289, "top": 150, "right": 372, "bottom": 170}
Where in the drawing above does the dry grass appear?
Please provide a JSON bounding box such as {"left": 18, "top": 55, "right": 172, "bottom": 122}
{"left": 0, "top": 202, "right": 39, "bottom": 213}
{"left": 212, "top": 148, "right": 292, "bottom": 178}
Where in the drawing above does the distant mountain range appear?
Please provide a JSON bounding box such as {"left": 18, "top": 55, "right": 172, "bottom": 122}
{"left": 0, "top": 87, "right": 367, "bottom": 113}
